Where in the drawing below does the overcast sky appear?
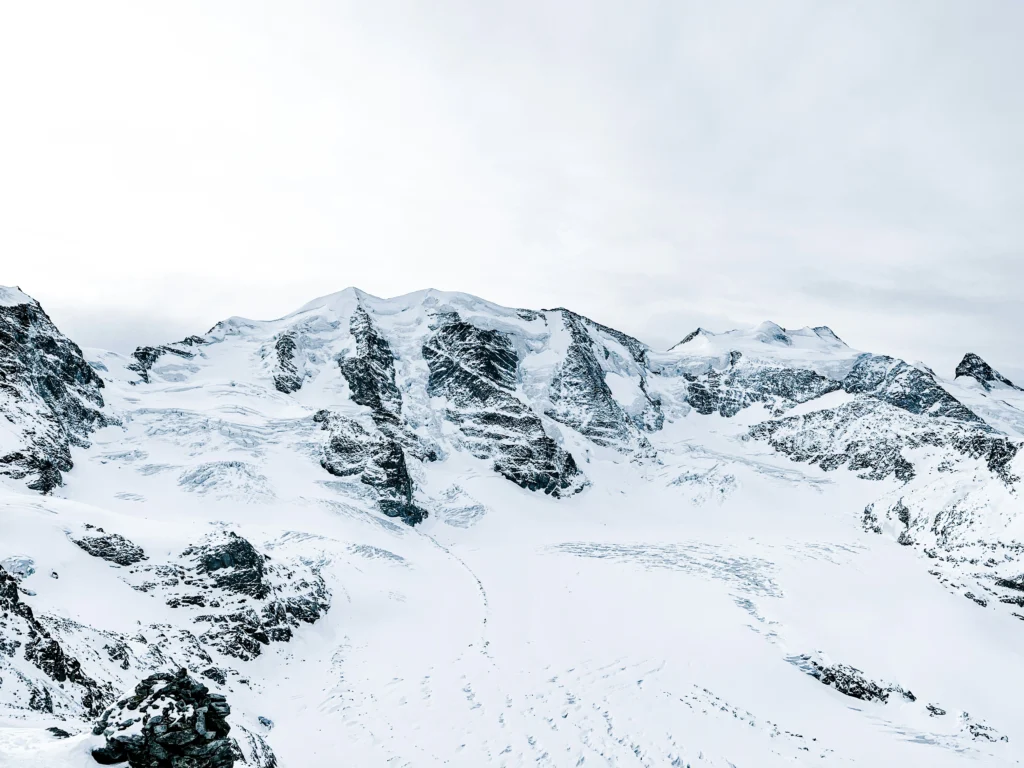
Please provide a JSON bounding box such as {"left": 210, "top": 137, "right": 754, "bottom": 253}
{"left": 1, "top": 1, "right": 1021, "bottom": 379}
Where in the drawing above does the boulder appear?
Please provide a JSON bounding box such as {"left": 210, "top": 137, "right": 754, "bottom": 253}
{"left": 92, "top": 668, "right": 241, "bottom": 768}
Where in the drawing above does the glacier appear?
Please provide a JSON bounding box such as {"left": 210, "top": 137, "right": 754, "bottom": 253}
{"left": 0, "top": 285, "right": 1022, "bottom": 767}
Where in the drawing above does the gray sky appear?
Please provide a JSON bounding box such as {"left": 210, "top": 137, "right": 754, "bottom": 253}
{"left": 2, "top": 1, "right": 1022, "bottom": 380}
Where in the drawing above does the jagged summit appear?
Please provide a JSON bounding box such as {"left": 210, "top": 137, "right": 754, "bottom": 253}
{"left": 955, "top": 352, "right": 1020, "bottom": 391}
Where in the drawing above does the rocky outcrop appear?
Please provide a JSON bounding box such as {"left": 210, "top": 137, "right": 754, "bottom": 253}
{"left": 0, "top": 288, "right": 108, "bottom": 492}
{"left": 339, "top": 306, "right": 403, "bottom": 424}
{"left": 0, "top": 566, "right": 111, "bottom": 717}
{"left": 126, "top": 532, "right": 330, "bottom": 660}
{"left": 423, "top": 312, "right": 585, "bottom": 497}
{"left": 73, "top": 529, "right": 148, "bottom": 566}
{"left": 955, "top": 352, "right": 1021, "bottom": 391}
{"left": 335, "top": 306, "right": 438, "bottom": 463}
{"left": 128, "top": 336, "right": 205, "bottom": 384}
{"left": 91, "top": 668, "right": 242, "bottom": 768}
{"left": 787, "top": 654, "right": 914, "bottom": 704}
{"left": 749, "top": 399, "right": 1019, "bottom": 484}
{"left": 271, "top": 333, "right": 302, "bottom": 394}
{"left": 546, "top": 310, "right": 661, "bottom": 448}
{"left": 314, "top": 410, "right": 427, "bottom": 524}
{"left": 843, "top": 354, "right": 982, "bottom": 423}
{"left": 683, "top": 355, "right": 841, "bottom": 418}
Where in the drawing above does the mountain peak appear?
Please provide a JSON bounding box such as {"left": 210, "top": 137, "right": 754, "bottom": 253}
{"left": 0, "top": 285, "right": 34, "bottom": 308}
{"left": 955, "top": 352, "right": 1020, "bottom": 391}
{"left": 668, "top": 322, "right": 849, "bottom": 355}
{"left": 669, "top": 327, "right": 712, "bottom": 349}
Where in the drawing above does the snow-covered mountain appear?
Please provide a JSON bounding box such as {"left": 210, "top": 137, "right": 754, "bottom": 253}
{"left": 1, "top": 285, "right": 1022, "bottom": 767}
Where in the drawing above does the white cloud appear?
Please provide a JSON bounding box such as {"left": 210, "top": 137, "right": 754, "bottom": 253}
{"left": 1, "top": 1, "right": 1021, "bottom": 378}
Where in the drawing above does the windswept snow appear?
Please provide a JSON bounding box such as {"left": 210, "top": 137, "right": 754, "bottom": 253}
{"left": 0, "top": 286, "right": 32, "bottom": 308}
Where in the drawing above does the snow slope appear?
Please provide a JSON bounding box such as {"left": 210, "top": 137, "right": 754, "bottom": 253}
{"left": 1, "top": 287, "right": 1022, "bottom": 767}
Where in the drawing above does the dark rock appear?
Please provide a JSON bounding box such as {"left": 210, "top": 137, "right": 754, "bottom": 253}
{"left": 73, "top": 532, "right": 147, "bottom": 566}
{"left": 0, "top": 291, "right": 108, "bottom": 492}
{"left": 272, "top": 333, "right": 302, "bottom": 394}
{"left": 789, "top": 655, "right": 914, "bottom": 704}
{"left": 749, "top": 399, "right": 1019, "bottom": 485}
{"left": 843, "top": 354, "right": 983, "bottom": 424}
{"left": 339, "top": 306, "right": 403, "bottom": 424}
{"left": 257, "top": 716, "right": 273, "bottom": 730}
{"left": 105, "top": 641, "right": 132, "bottom": 670}
{"left": 995, "top": 575, "right": 1024, "bottom": 592}
{"left": 188, "top": 533, "right": 271, "bottom": 600}
{"left": 955, "top": 353, "right": 1020, "bottom": 391}
{"left": 127, "top": 338, "right": 202, "bottom": 384}
{"left": 47, "top": 726, "right": 73, "bottom": 738}
{"left": 130, "top": 533, "right": 330, "bottom": 660}
{"left": 0, "top": 566, "right": 110, "bottom": 716}
{"left": 333, "top": 306, "right": 438, "bottom": 463}
{"left": 314, "top": 410, "right": 428, "bottom": 524}
{"left": 91, "top": 668, "right": 244, "bottom": 768}
{"left": 684, "top": 363, "right": 840, "bottom": 419}
{"left": 545, "top": 307, "right": 650, "bottom": 366}
{"left": 423, "top": 312, "right": 585, "bottom": 497}
{"left": 202, "top": 667, "right": 228, "bottom": 686}
{"left": 927, "top": 703, "right": 947, "bottom": 716}
{"left": 545, "top": 310, "right": 661, "bottom": 446}
{"left": 966, "top": 718, "right": 1009, "bottom": 742}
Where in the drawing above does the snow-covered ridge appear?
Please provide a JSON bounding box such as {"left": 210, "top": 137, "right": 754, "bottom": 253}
{"left": 0, "top": 285, "right": 34, "bottom": 307}
{"left": 1, "top": 285, "right": 1023, "bottom": 767}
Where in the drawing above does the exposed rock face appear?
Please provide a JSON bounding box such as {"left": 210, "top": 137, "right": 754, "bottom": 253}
{"left": 843, "top": 354, "right": 982, "bottom": 423}
{"left": 314, "top": 410, "right": 427, "bottom": 524}
{"left": 0, "top": 288, "right": 108, "bottom": 492}
{"left": 423, "top": 312, "right": 585, "bottom": 497}
{"left": 335, "top": 306, "right": 438, "bottom": 464}
{"left": 339, "top": 306, "right": 403, "bottom": 424}
{"left": 128, "top": 336, "right": 205, "bottom": 384}
{"left": 787, "top": 654, "right": 914, "bottom": 704}
{"left": 545, "top": 310, "right": 661, "bottom": 448}
{"left": 73, "top": 531, "right": 148, "bottom": 566}
{"left": 0, "top": 566, "right": 111, "bottom": 717}
{"left": 749, "top": 399, "right": 1019, "bottom": 484}
{"left": 271, "top": 333, "right": 302, "bottom": 394}
{"left": 955, "top": 352, "right": 1021, "bottom": 391}
{"left": 809, "top": 661, "right": 915, "bottom": 704}
{"left": 189, "top": 534, "right": 272, "bottom": 600}
{"left": 91, "top": 668, "right": 240, "bottom": 768}
{"left": 127, "top": 532, "right": 330, "bottom": 660}
{"left": 683, "top": 356, "right": 841, "bottom": 418}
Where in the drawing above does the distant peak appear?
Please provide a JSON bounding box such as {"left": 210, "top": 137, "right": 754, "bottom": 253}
{"left": 669, "top": 327, "right": 712, "bottom": 349}
{"left": 955, "top": 353, "right": 1019, "bottom": 391}
{"left": 811, "top": 326, "right": 844, "bottom": 344}
{"left": 751, "top": 321, "right": 790, "bottom": 345}
{"left": 295, "top": 287, "right": 365, "bottom": 315}
{"left": 0, "top": 285, "right": 35, "bottom": 308}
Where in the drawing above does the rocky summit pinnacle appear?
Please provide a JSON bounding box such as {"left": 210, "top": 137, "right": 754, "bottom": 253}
{"left": 955, "top": 352, "right": 1021, "bottom": 391}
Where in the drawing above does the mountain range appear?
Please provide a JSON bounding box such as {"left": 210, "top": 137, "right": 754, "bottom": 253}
{"left": 1, "top": 284, "right": 1022, "bottom": 767}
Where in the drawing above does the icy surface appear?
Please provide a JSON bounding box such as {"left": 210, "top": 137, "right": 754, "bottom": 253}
{"left": 0, "top": 286, "right": 33, "bottom": 307}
